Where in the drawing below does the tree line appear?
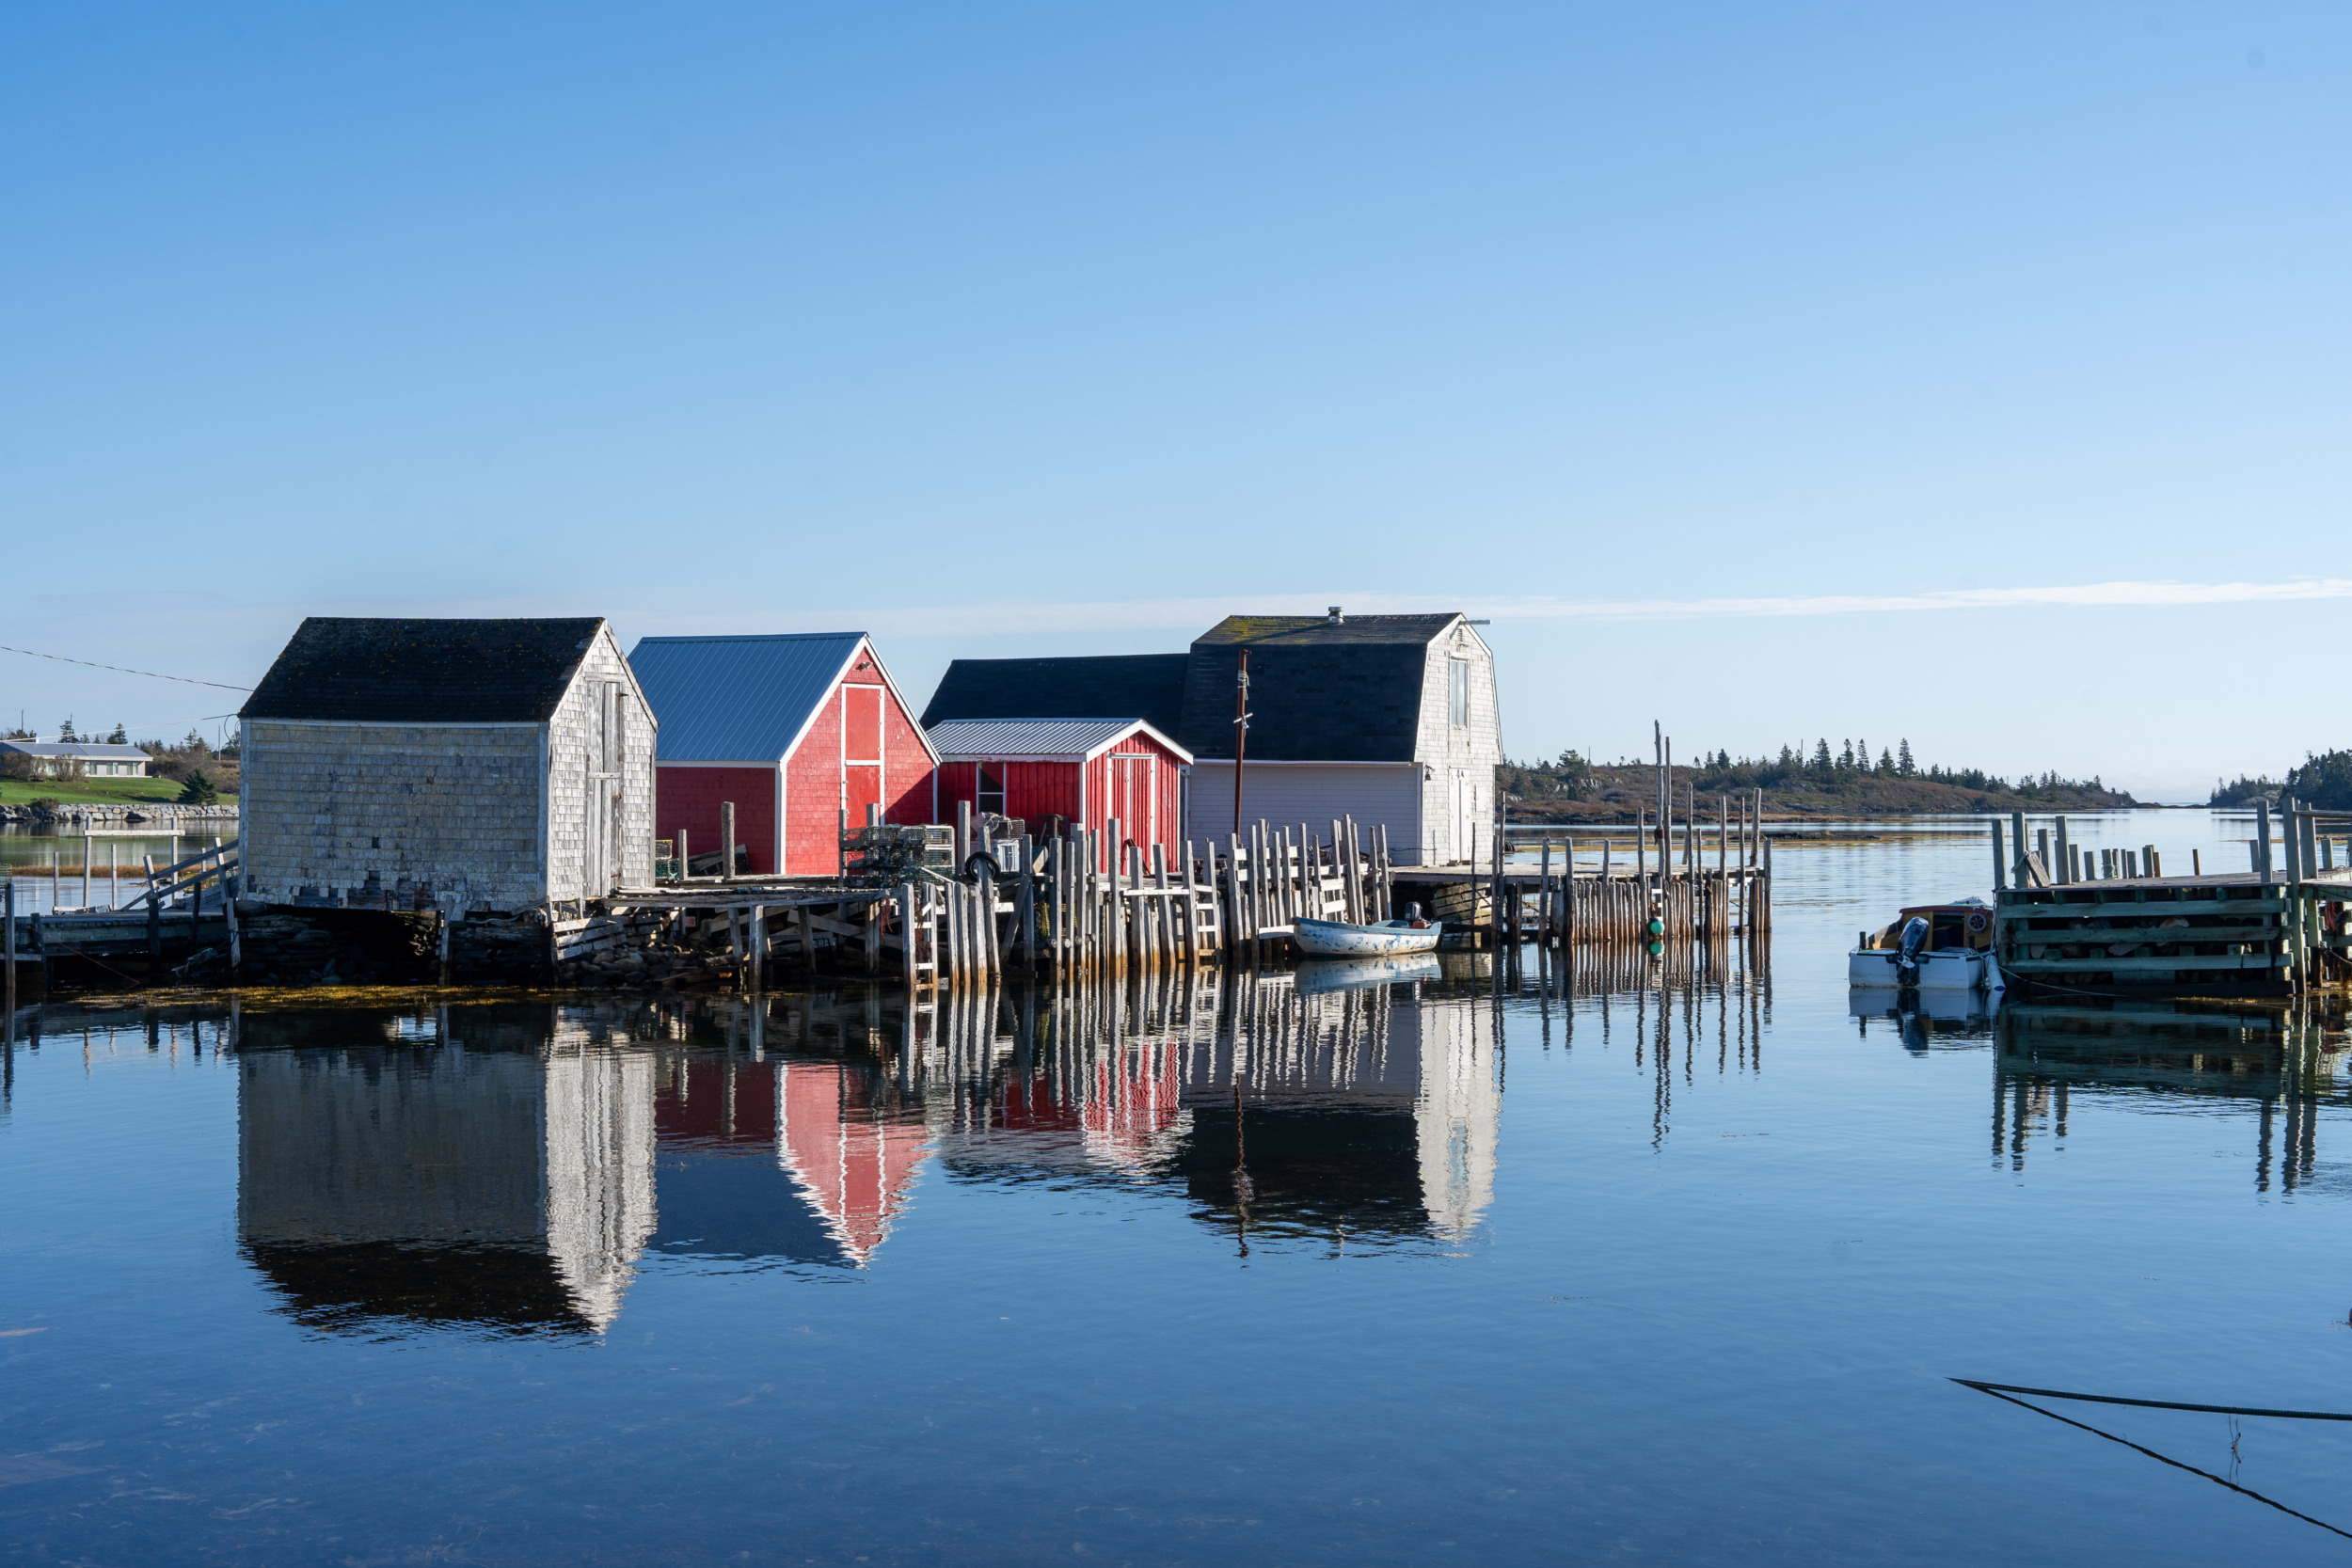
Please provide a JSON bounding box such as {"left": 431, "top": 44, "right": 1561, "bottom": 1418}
{"left": 2212, "top": 750, "right": 2352, "bottom": 811}
{"left": 1509, "top": 738, "right": 2116, "bottom": 802}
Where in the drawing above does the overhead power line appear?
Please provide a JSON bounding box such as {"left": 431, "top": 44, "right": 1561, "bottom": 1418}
{"left": 0, "top": 644, "right": 251, "bottom": 691}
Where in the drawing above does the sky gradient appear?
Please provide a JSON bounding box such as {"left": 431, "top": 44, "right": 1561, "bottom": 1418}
{"left": 5, "top": 2, "right": 2344, "bottom": 800}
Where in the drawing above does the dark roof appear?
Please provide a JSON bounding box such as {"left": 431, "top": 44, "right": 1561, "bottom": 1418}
{"left": 919, "top": 654, "right": 1188, "bottom": 735}
{"left": 241, "top": 617, "right": 608, "bottom": 723}
{"left": 1176, "top": 614, "right": 1460, "bottom": 762}
{"left": 1189, "top": 614, "right": 1461, "bottom": 649}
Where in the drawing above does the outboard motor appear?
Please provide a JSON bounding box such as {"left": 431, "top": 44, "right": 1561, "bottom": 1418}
{"left": 1895, "top": 915, "right": 1931, "bottom": 986}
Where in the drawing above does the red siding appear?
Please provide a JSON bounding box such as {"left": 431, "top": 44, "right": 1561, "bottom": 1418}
{"left": 656, "top": 767, "right": 777, "bottom": 874}
{"left": 935, "top": 727, "right": 1187, "bottom": 869}
{"left": 780, "top": 646, "right": 938, "bottom": 875}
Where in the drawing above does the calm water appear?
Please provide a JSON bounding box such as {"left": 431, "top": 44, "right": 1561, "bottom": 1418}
{"left": 6, "top": 809, "right": 2352, "bottom": 1564}
{"left": 2, "top": 825, "right": 237, "bottom": 915}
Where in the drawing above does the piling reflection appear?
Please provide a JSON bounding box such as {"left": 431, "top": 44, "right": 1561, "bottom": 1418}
{"left": 916, "top": 966, "right": 1501, "bottom": 1249}
{"left": 1992, "top": 1002, "right": 2350, "bottom": 1187}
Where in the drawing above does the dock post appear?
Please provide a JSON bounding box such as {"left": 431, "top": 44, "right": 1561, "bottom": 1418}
{"left": 720, "top": 802, "right": 737, "bottom": 882}
{"left": 149, "top": 896, "right": 162, "bottom": 978}
{"left": 749, "top": 905, "right": 766, "bottom": 993}
{"left": 2256, "top": 800, "right": 2275, "bottom": 882}
{"left": 1992, "top": 819, "right": 2007, "bottom": 891}
{"left": 2053, "top": 816, "right": 2071, "bottom": 884}
{"left": 2010, "top": 812, "right": 2027, "bottom": 886}
{"left": 898, "top": 883, "right": 918, "bottom": 990}
{"left": 1016, "top": 833, "right": 1035, "bottom": 969}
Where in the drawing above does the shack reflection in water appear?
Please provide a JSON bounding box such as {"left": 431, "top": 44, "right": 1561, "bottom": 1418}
{"left": 235, "top": 1006, "right": 656, "bottom": 1336}
{"left": 227, "top": 967, "right": 1509, "bottom": 1334}
{"left": 925, "top": 964, "right": 1499, "bottom": 1250}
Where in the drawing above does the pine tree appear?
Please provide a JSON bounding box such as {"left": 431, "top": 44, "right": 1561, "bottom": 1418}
{"left": 1898, "top": 738, "right": 1915, "bottom": 777}
{"left": 57, "top": 717, "right": 78, "bottom": 743}
{"left": 105, "top": 723, "right": 127, "bottom": 744}
{"left": 1878, "top": 747, "right": 1894, "bottom": 773}
{"left": 1811, "top": 739, "right": 1833, "bottom": 773}
{"left": 1839, "top": 738, "right": 1856, "bottom": 770}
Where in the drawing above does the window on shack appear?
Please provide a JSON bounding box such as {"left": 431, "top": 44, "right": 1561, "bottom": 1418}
{"left": 977, "top": 765, "right": 1006, "bottom": 818}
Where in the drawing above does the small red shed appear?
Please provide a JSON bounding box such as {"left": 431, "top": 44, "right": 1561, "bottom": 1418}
{"left": 925, "top": 718, "right": 1192, "bottom": 869}
{"left": 628, "top": 632, "right": 938, "bottom": 876}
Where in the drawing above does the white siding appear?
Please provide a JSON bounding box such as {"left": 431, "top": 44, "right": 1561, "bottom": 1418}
{"left": 1184, "top": 762, "right": 1423, "bottom": 860}
{"left": 1413, "top": 623, "right": 1502, "bottom": 865}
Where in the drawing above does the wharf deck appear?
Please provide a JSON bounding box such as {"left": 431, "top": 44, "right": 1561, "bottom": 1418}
{"left": 1995, "top": 869, "right": 2352, "bottom": 996}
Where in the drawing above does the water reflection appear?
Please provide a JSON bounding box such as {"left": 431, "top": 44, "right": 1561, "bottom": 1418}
{"left": 213, "top": 968, "right": 1527, "bottom": 1334}
{"left": 1993, "top": 1003, "right": 2349, "bottom": 1187}
{"left": 923, "top": 970, "right": 1500, "bottom": 1249}
{"left": 235, "top": 1006, "right": 654, "bottom": 1336}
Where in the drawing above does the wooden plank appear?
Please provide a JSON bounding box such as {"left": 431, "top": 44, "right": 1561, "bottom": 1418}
{"left": 2006, "top": 952, "right": 2284, "bottom": 974}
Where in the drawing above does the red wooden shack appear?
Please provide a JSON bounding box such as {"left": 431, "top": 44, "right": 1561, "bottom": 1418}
{"left": 628, "top": 633, "right": 937, "bottom": 877}
{"left": 925, "top": 718, "right": 1192, "bottom": 868}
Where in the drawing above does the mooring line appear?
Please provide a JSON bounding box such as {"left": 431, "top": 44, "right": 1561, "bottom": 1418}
{"left": 1959, "top": 1382, "right": 2352, "bottom": 1540}
{"left": 1954, "top": 1379, "right": 2352, "bottom": 1422}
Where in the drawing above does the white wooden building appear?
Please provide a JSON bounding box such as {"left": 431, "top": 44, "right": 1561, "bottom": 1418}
{"left": 1177, "top": 611, "right": 1502, "bottom": 864}
{"left": 237, "top": 617, "right": 656, "bottom": 911}
{"left": 923, "top": 610, "right": 1502, "bottom": 865}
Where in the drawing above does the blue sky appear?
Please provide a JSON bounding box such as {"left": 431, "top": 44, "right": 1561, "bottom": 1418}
{"left": 4, "top": 2, "right": 2344, "bottom": 800}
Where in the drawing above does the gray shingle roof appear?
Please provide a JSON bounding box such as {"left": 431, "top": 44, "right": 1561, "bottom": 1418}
{"left": 240, "top": 618, "right": 608, "bottom": 723}
{"left": 628, "top": 633, "right": 871, "bottom": 763}
{"left": 1176, "top": 614, "right": 1459, "bottom": 762}
{"left": 919, "top": 655, "right": 1188, "bottom": 735}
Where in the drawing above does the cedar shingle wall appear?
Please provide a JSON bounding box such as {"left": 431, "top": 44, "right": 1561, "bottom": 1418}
{"left": 545, "top": 628, "right": 657, "bottom": 900}
{"left": 238, "top": 721, "right": 546, "bottom": 908}
{"left": 238, "top": 626, "right": 655, "bottom": 908}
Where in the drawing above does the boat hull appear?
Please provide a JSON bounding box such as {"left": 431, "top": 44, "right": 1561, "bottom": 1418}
{"left": 1293, "top": 917, "right": 1445, "bottom": 958}
{"left": 1847, "top": 947, "right": 2001, "bottom": 992}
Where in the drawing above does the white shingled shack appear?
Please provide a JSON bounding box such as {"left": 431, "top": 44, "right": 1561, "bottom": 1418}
{"left": 237, "top": 617, "right": 657, "bottom": 911}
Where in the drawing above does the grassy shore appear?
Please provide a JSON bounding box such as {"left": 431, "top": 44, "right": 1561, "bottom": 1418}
{"left": 0, "top": 778, "right": 236, "bottom": 808}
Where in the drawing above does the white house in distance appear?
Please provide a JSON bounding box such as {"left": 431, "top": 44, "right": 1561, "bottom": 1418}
{"left": 237, "top": 617, "right": 657, "bottom": 911}
{"left": 0, "top": 740, "right": 151, "bottom": 778}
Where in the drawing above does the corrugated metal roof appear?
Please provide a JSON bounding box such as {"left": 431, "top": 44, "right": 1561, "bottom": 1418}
{"left": 926, "top": 718, "right": 1178, "bottom": 760}
{"left": 628, "top": 634, "right": 866, "bottom": 762}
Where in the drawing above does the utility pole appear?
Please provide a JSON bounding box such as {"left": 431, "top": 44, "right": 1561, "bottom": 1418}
{"left": 1232, "top": 650, "right": 1250, "bottom": 834}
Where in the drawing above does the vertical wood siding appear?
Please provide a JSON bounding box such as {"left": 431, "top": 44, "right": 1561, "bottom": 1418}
{"left": 655, "top": 768, "right": 778, "bottom": 872}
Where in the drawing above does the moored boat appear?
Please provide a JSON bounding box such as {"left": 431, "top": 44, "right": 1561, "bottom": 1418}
{"left": 1849, "top": 899, "right": 2003, "bottom": 992}
{"left": 1293, "top": 914, "right": 1445, "bottom": 958}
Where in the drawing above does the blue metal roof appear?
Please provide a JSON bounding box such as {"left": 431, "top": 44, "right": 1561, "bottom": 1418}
{"left": 628, "top": 634, "right": 867, "bottom": 763}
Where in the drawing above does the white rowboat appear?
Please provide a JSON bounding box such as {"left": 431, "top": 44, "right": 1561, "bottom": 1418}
{"left": 1292, "top": 916, "right": 1445, "bottom": 958}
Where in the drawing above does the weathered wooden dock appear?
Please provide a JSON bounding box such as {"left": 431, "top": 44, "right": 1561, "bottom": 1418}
{"left": 1994, "top": 800, "right": 2352, "bottom": 997}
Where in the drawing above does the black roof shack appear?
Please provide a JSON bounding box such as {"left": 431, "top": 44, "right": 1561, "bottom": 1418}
{"left": 919, "top": 654, "right": 1189, "bottom": 736}
{"left": 241, "top": 617, "right": 609, "bottom": 724}
{"left": 1175, "top": 614, "right": 1460, "bottom": 762}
